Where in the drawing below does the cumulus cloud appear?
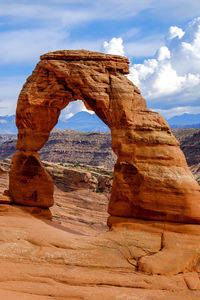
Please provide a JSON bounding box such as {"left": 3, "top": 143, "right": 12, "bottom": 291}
{"left": 2, "top": 1, "right": 200, "bottom": 119}
{"left": 124, "top": 34, "right": 164, "bottom": 58}
{"left": 167, "top": 26, "right": 185, "bottom": 40}
{"left": 104, "top": 37, "right": 125, "bottom": 56}
{"left": 1, "top": 1, "right": 200, "bottom": 66}
{"left": 128, "top": 17, "right": 200, "bottom": 117}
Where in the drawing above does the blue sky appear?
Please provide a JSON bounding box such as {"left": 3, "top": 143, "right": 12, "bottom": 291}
{"left": 1, "top": 0, "right": 200, "bottom": 119}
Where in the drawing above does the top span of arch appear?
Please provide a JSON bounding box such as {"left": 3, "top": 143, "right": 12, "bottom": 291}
{"left": 40, "top": 50, "right": 130, "bottom": 74}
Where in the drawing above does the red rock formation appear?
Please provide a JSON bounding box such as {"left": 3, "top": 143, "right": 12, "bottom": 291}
{"left": 9, "top": 152, "right": 53, "bottom": 207}
{"left": 9, "top": 50, "right": 200, "bottom": 223}
{"left": 1, "top": 170, "right": 200, "bottom": 298}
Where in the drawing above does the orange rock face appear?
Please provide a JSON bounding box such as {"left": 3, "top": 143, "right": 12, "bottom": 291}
{"left": 9, "top": 50, "right": 200, "bottom": 222}
{"left": 9, "top": 152, "right": 53, "bottom": 207}
{"left": 2, "top": 169, "right": 200, "bottom": 299}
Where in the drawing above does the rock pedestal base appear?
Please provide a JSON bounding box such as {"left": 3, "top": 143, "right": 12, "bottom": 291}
{"left": 9, "top": 151, "right": 53, "bottom": 207}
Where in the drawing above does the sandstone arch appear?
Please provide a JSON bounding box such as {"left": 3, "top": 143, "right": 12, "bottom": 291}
{"left": 9, "top": 50, "right": 200, "bottom": 223}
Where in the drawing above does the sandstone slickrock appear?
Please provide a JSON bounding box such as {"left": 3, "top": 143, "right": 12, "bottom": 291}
{"left": 9, "top": 50, "right": 200, "bottom": 222}
{"left": 1, "top": 172, "right": 200, "bottom": 299}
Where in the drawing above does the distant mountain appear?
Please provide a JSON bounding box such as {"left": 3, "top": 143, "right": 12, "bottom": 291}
{"left": 0, "top": 115, "right": 17, "bottom": 134}
{"left": 167, "top": 113, "right": 200, "bottom": 129}
{"left": 55, "top": 111, "right": 109, "bottom": 132}
{"left": 1, "top": 112, "right": 200, "bottom": 134}
{"left": 0, "top": 112, "right": 109, "bottom": 134}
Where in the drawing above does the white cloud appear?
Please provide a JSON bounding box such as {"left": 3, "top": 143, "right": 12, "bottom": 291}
{"left": 154, "top": 106, "right": 200, "bottom": 119}
{"left": 102, "top": 0, "right": 200, "bottom": 22}
{"left": 2, "top": 1, "right": 200, "bottom": 30}
{"left": 2, "top": 0, "right": 200, "bottom": 38}
{"left": 150, "top": 63, "right": 185, "bottom": 97}
{"left": 124, "top": 34, "right": 164, "bottom": 58}
{"left": 1, "top": 1, "right": 200, "bottom": 119}
{"left": 128, "top": 17, "right": 200, "bottom": 116}
{"left": 0, "top": 76, "right": 25, "bottom": 115}
{"left": 167, "top": 26, "right": 185, "bottom": 40}
{"left": 0, "top": 1, "right": 199, "bottom": 65}
{"left": 0, "top": 119, "right": 7, "bottom": 124}
{"left": 104, "top": 37, "right": 125, "bottom": 56}
{"left": 0, "top": 28, "right": 68, "bottom": 64}
{"left": 103, "top": 35, "right": 164, "bottom": 59}
{"left": 0, "top": 3, "right": 95, "bottom": 28}
{"left": 147, "top": 0, "right": 200, "bottom": 22}
{"left": 157, "top": 46, "right": 171, "bottom": 61}
{"left": 60, "top": 100, "right": 94, "bottom": 121}
{"left": 0, "top": 28, "right": 104, "bottom": 64}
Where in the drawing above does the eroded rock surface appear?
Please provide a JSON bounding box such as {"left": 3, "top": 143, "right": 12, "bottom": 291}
{"left": 1, "top": 172, "right": 200, "bottom": 299}
{"left": 9, "top": 152, "right": 53, "bottom": 207}
{"left": 43, "top": 161, "right": 113, "bottom": 192}
{"left": 9, "top": 50, "right": 200, "bottom": 222}
{"left": 1, "top": 129, "right": 200, "bottom": 181}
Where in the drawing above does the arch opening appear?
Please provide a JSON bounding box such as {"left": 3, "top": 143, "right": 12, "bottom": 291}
{"left": 41, "top": 98, "right": 115, "bottom": 168}
{"left": 56, "top": 99, "right": 109, "bottom": 133}
{"left": 8, "top": 50, "right": 200, "bottom": 224}
{"left": 35, "top": 98, "right": 115, "bottom": 204}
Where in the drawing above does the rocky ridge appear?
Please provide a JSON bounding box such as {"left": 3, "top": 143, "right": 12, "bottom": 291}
{"left": 1, "top": 158, "right": 113, "bottom": 193}
{"left": 173, "top": 129, "right": 200, "bottom": 184}
{"left": 0, "top": 128, "right": 199, "bottom": 183}
{"left": 0, "top": 130, "right": 116, "bottom": 168}
{"left": 42, "top": 160, "right": 113, "bottom": 193}
{"left": 40, "top": 130, "right": 116, "bottom": 169}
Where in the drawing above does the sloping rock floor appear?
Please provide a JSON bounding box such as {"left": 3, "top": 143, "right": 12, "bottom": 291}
{"left": 0, "top": 170, "right": 200, "bottom": 299}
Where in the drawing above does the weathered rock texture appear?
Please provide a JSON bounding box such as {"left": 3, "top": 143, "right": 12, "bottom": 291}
{"left": 0, "top": 130, "right": 116, "bottom": 168}
{"left": 42, "top": 160, "right": 113, "bottom": 193}
{"left": 1, "top": 129, "right": 200, "bottom": 180}
{"left": 9, "top": 152, "right": 53, "bottom": 207}
{"left": 1, "top": 172, "right": 200, "bottom": 299}
{"left": 9, "top": 50, "right": 200, "bottom": 222}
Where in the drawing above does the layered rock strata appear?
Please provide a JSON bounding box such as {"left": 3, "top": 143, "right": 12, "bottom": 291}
{"left": 9, "top": 50, "right": 200, "bottom": 222}
{"left": 42, "top": 161, "right": 113, "bottom": 193}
